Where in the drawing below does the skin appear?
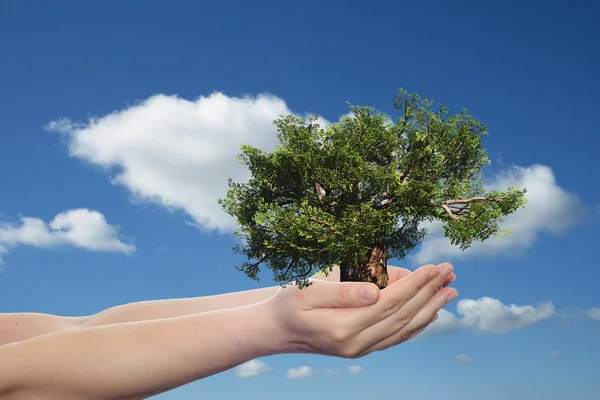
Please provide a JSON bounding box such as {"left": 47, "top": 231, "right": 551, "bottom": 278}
{"left": 0, "top": 263, "right": 457, "bottom": 400}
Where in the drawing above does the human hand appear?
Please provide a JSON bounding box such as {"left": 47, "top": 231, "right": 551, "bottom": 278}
{"left": 267, "top": 263, "right": 457, "bottom": 359}
{"left": 310, "top": 263, "right": 456, "bottom": 288}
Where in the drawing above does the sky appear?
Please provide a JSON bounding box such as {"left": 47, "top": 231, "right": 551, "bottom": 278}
{"left": 1, "top": 0, "right": 599, "bottom": 398}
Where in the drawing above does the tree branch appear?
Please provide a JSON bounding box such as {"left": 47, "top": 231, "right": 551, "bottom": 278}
{"left": 443, "top": 197, "right": 489, "bottom": 205}
{"left": 438, "top": 196, "right": 498, "bottom": 221}
{"left": 310, "top": 217, "right": 339, "bottom": 233}
{"left": 441, "top": 204, "right": 465, "bottom": 221}
{"left": 373, "top": 196, "right": 398, "bottom": 210}
{"left": 248, "top": 249, "right": 276, "bottom": 270}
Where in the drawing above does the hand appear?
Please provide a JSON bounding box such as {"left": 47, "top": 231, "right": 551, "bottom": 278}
{"left": 311, "top": 263, "right": 457, "bottom": 288}
{"left": 267, "top": 263, "right": 457, "bottom": 359}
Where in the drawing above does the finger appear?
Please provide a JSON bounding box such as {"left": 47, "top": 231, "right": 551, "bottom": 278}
{"left": 386, "top": 265, "right": 411, "bottom": 283}
{"left": 354, "top": 264, "right": 445, "bottom": 349}
{"left": 399, "top": 264, "right": 451, "bottom": 317}
{"left": 378, "top": 264, "right": 443, "bottom": 315}
{"left": 406, "top": 313, "right": 438, "bottom": 341}
{"left": 402, "top": 288, "right": 458, "bottom": 335}
{"left": 443, "top": 273, "right": 456, "bottom": 287}
{"left": 297, "top": 280, "right": 381, "bottom": 310}
{"left": 361, "top": 312, "right": 439, "bottom": 356}
{"left": 365, "top": 288, "right": 456, "bottom": 353}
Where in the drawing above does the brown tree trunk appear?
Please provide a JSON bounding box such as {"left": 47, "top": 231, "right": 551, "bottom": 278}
{"left": 340, "top": 243, "right": 389, "bottom": 289}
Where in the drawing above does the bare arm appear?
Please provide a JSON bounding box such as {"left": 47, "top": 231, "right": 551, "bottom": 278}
{"left": 0, "top": 264, "right": 456, "bottom": 400}
{"left": 0, "top": 302, "right": 280, "bottom": 400}
{"left": 0, "top": 265, "right": 455, "bottom": 346}
{"left": 0, "top": 286, "right": 279, "bottom": 346}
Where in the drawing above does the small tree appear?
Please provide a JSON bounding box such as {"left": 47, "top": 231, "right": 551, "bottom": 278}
{"left": 219, "top": 89, "right": 526, "bottom": 289}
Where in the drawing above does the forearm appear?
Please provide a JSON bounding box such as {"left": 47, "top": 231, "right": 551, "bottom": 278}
{"left": 1, "top": 302, "right": 281, "bottom": 400}
{"left": 82, "top": 286, "right": 279, "bottom": 328}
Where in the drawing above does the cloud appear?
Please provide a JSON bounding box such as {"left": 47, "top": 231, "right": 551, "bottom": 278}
{"left": 548, "top": 351, "right": 565, "bottom": 358}
{"left": 47, "top": 93, "right": 582, "bottom": 262}
{"left": 324, "top": 368, "right": 341, "bottom": 376}
{"left": 453, "top": 354, "right": 472, "bottom": 363}
{"left": 0, "top": 209, "right": 134, "bottom": 264}
{"left": 422, "top": 297, "right": 555, "bottom": 336}
{"left": 233, "top": 359, "right": 272, "bottom": 378}
{"left": 585, "top": 308, "right": 600, "bottom": 322}
{"left": 47, "top": 92, "right": 330, "bottom": 233}
{"left": 412, "top": 165, "right": 585, "bottom": 264}
{"left": 285, "top": 365, "right": 317, "bottom": 379}
{"left": 347, "top": 365, "right": 363, "bottom": 375}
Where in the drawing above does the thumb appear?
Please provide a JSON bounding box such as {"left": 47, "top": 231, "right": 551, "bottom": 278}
{"left": 303, "top": 280, "right": 380, "bottom": 309}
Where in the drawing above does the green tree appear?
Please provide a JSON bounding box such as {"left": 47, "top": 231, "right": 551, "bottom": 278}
{"left": 219, "top": 89, "right": 526, "bottom": 289}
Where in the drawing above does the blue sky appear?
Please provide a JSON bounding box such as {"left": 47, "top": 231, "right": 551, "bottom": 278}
{"left": 1, "top": 0, "right": 599, "bottom": 398}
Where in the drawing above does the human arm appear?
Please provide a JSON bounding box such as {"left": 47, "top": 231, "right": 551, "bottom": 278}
{"left": 0, "top": 264, "right": 456, "bottom": 346}
{"left": 0, "top": 263, "right": 456, "bottom": 399}
{"left": 0, "top": 304, "right": 279, "bottom": 400}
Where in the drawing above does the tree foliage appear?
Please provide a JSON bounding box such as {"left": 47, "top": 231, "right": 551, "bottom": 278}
{"left": 219, "top": 89, "right": 527, "bottom": 288}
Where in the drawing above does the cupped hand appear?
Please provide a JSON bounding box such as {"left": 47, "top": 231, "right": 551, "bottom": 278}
{"left": 267, "top": 263, "right": 457, "bottom": 359}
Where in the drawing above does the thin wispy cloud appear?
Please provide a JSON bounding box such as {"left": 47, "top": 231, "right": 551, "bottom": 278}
{"left": 285, "top": 365, "right": 317, "bottom": 379}
{"left": 233, "top": 359, "right": 272, "bottom": 378}
{"left": 453, "top": 354, "right": 472, "bottom": 363}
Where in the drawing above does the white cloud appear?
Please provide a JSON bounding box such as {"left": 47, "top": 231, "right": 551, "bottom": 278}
{"left": 548, "top": 351, "right": 564, "bottom": 358}
{"left": 46, "top": 93, "right": 582, "bottom": 262}
{"left": 324, "top": 368, "right": 341, "bottom": 376}
{"left": 453, "top": 354, "right": 472, "bottom": 363}
{"left": 347, "top": 365, "right": 363, "bottom": 375}
{"left": 422, "top": 297, "right": 554, "bottom": 336}
{"left": 586, "top": 308, "right": 600, "bottom": 322}
{"left": 285, "top": 365, "right": 317, "bottom": 379}
{"left": 233, "top": 359, "right": 272, "bottom": 378}
{"left": 46, "top": 92, "right": 331, "bottom": 233}
{"left": 0, "top": 209, "right": 134, "bottom": 264}
{"left": 412, "top": 165, "right": 585, "bottom": 264}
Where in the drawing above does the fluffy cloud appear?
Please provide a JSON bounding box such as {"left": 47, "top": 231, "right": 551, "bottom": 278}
{"left": 285, "top": 365, "right": 317, "bottom": 379}
{"left": 453, "top": 354, "right": 472, "bottom": 363}
{"left": 233, "top": 359, "right": 272, "bottom": 378}
{"left": 585, "top": 308, "right": 600, "bottom": 322}
{"left": 412, "top": 165, "right": 585, "bottom": 264}
{"left": 347, "top": 365, "right": 363, "bottom": 375}
{"left": 47, "top": 93, "right": 582, "bottom": 264}
{"left": 422, "top": 297, "right": 554, "bottom": 336}
{"left": 0, "top": 209, "right": 134, "bottom": 264}
{"left": 46, "top": 92, "right": 330, "bottom": 233}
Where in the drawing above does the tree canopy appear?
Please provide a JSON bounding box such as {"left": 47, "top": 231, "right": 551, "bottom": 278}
{"left": 219, "top": 89, "right": 526, "bottom": 288}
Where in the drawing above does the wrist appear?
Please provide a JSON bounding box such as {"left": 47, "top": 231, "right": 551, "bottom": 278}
{"left": 258, "top": 292, "right": 308, "bottom": 355}
{"left": 227, "top": 300, "right": 287, "bottom": 359}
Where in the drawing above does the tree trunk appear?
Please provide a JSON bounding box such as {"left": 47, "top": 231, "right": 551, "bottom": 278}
{"left": 340, "top": 243, "right": 389, "bottom": 289}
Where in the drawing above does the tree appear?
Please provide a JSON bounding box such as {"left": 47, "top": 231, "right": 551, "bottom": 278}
{"left": 219, "top": 89, "right": 527, "bottom": 289}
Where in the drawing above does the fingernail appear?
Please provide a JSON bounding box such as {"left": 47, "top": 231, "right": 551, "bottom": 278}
{"left": 446, "top": 292, "right": 458, "bottom": 303}
{"left": 361, "top": 285, "right": 378, "bottom": 302}
{"left": 441, "top": 266, "right": 452, "bottom": 279}
{"left": 428, "top": 268, "right": 440, "bottom": 280}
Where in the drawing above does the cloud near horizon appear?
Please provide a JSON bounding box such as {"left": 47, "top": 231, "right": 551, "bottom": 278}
{"left": 46, "top": 92, "right": 584, "bottom": 262}
{"left": 585, "top": 308, "right": 600, "bottom": 322}
{"left": 233, "top": 359, "right": 272, "bottom": 378}
{"left": 0, "top": 209, "right": 135, "bottom": 265}
{"left": 422, "top": 297, "right": 555, "bottom": 336}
